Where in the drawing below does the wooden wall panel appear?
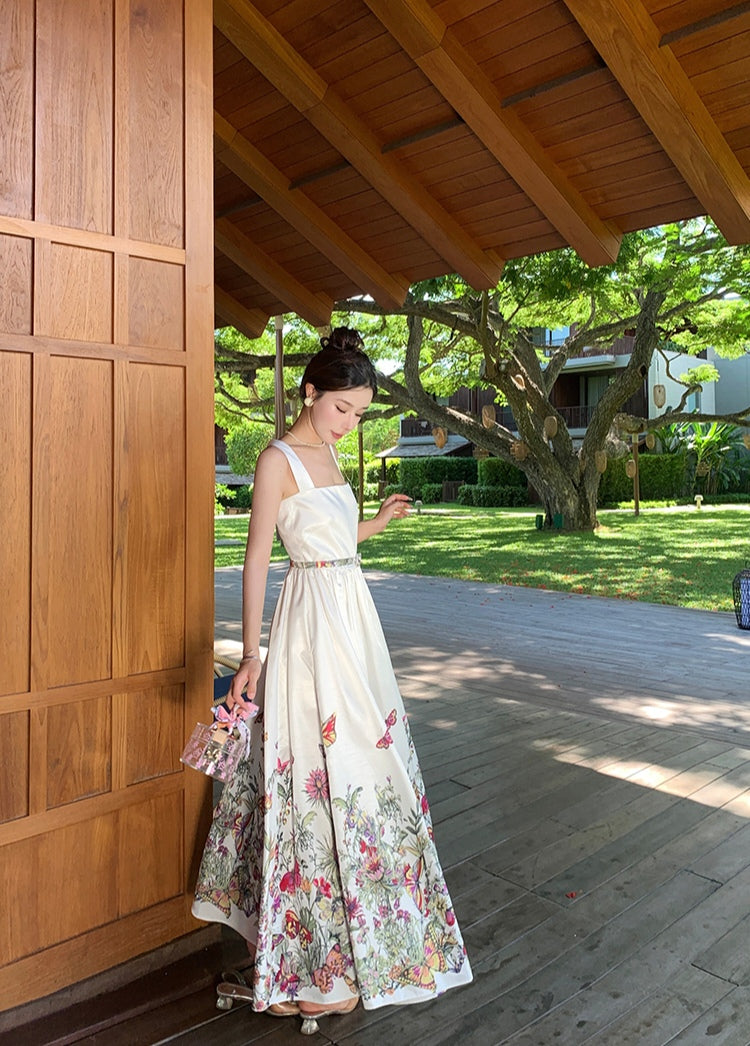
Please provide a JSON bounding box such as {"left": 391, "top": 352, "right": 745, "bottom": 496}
{"left": 0, "top": 0, "right": 214, "bottom": 1008}
{"left": 126, "top": 364, "right": 186, "bottom": 674}
{"left": 0, "top": 0, "right": 34, "bottom": 219}
{"left": 35, "top": 0, "right": 113, "bottom": 233}
{"left": 129, "top": 258, "right": 185, "bottom": 350}
{"left": 119, "top": 792, "right": 183, "bottom": 915}
{"left": 0, "top": 352, "right": 31, "bottom": 696}
{"left": 125, "top": 684, "right": 185, "bottom": 785}
{"left": 0, "top": 815, "right": 118, "bottom": 966}
{"left": 36, "top": 244, "right": 114, "bottom": 343}
{"left": 128, "top": 0, "right": 185, "bottom": 248}
{"left": 0, "top": 235, "right": 33, "bottom": 334}
{"left": 46, "top": 697, "right": 112, "bottom": 808}
{"left": 44, "top": 357, "right": 113, "bottom": 687}
{"left": 0, "top": 713, "right": 29, "bottom": 823}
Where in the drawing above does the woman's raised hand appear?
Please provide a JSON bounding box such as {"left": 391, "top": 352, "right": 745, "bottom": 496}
{"left": 376, "top": 492, "right": 411, "bottom": 526}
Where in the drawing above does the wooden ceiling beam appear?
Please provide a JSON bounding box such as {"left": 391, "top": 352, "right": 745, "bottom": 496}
{"left": 214, "top": 286, "right": 269, "bottom": 340}
{"left": 215, "top": 217, "right": 333, "bottom": 327}
{"left": 214, "top": 111, "right": 409, "bottom": 310}
{"left": 564, "top": 0, "right": 750, "bottom": 244}
{"left": 214, "top": 0, "right": 503, "bottom": 290}
{"left": 364, "top": 0, "right": 622, "bottom": 267}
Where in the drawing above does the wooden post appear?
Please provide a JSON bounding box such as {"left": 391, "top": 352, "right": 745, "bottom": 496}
{"left": 633, "top": 434, "right": 641, "bottom": 517}
{"left": 274, "top": 315, "right": 285, "bottom": 440}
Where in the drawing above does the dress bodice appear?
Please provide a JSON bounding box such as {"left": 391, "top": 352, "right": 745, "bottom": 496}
{"left": 272, "top": 440, "right": 358, "bottom": 562}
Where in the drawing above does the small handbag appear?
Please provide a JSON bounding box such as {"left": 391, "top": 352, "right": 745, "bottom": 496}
{"left": 181, "top": 700, "right": 259, "bottom": 782}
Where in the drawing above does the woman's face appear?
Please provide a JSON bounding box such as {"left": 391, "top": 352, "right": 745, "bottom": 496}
{"left": 307, "top": 385, "right": 374, "bottom": 444}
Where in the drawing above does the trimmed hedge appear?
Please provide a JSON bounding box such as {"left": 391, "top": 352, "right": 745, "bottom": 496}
{"left": 457, "top": 484, "right": 529, "bottom": 507}
{"left": 233, "top": 484, "right": 253, "bottom": 510}
{"left": 478, "top": 457, "right": 526, "bottom": 488}
{"left": 598, "top": 453, "right": 689, "bottom": 505}
{"left": 420, "top": 483, "right": 443, "bottom": 503}
{"left": 398, "top": 457, "right": 478, "bottom": 499}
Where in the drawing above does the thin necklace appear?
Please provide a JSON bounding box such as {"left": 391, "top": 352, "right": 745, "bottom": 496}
{"left": 286, "top": 429, "right": 326, "bottom": 448}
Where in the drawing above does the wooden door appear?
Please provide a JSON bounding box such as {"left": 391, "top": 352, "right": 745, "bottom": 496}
{"left": 0, "top": 0, "right": 215, "bottom": 1008}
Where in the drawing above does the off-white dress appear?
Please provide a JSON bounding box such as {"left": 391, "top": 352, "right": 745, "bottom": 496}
{"left": 193, "top": 440, "right": 472, "bottom": 1011}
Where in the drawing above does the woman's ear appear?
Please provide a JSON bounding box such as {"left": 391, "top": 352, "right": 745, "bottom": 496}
{"left": 304, "top": 383, "right": 316, "bottom": 402}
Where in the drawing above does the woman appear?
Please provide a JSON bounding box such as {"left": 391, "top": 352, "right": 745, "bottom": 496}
{"left": 193, "top": 327, "right": 472, "bottom": 1035}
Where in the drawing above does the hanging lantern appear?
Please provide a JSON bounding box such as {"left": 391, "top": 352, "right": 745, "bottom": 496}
{"left": 481, "top": 404, "right": 496, "bottom": 429}
{"left": 653, "top": 384, "right": 666, "bottom": 408}
{"left": 743, "top": 433, "right": 750, "bottom": 450}
{"left": 595, "top": 450, "right": 607, "bottom": 473}
{"left": 625, "top": 458, "right": 636, "bottom": 479}
{"left": 543, "top": 415, "right": 558, "bottom": 439}
{"left": 432, "top": 426, "right": 447, "bottom": 449}
{"left": 510, "top": 440, "right": 528, "bottom": 461}
{"left": 645, "top": 431, "right": 655, "bottom": 450}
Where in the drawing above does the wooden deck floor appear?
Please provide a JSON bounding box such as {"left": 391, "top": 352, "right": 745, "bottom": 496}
{"left": 11, "top": 567, "right": 750, "bottom": 1045}
{"left": 209, "top": 567, "right": 750, "bottom": 1046}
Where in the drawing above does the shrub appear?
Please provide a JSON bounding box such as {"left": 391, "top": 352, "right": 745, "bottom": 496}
{"left": 478, "top": 457, "right": 526, "bottom": 488}
{"left": 214, "top": 483, "right": 235, "bottom": 514}
{"left": 474, "top": 485, "right": 529, "bottom": 507}
{"left": 233, "top": 485, "right": 253, "bottom": 511}
{"left": 420, "top": 483, "right": 443, "bottom": 503}
{"left": 399, "top": 457, "right": 478, "bottom": 499}
{"left": 383, "top": 483, "right": 405, "bottom": 498}
{"left": 457, "top": 484, "right": 476, "bottom": 505}
{"left": 361, "top": 482, "right": 379, "bottom": 501}
{"left": 598, "top": 452, "right": 689, "bottom": 505}
{"left": 226, "top": 423, "right": 272, "bottom": 476}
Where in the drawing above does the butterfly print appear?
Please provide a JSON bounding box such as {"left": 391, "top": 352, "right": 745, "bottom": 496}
{"left": 376, "top": 708, "right": 398, "bottom": 749}
{"left": 321, "top": 713, "right": 337, "bottom": 747}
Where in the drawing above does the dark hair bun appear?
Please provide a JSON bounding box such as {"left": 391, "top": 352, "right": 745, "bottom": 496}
{"left": 320, "top": 327, "right": 364, "bottom": 353}
{"left": 299, "top": 325, "right": 377, "bottom": 397}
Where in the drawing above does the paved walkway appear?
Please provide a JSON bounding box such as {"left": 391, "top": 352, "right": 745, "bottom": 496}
{"left": 208, "top": 565, "right": 750, "bottom": 1045}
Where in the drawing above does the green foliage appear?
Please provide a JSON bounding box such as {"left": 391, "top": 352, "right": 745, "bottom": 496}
{"left": 233, "top": 485, "right": 253, "bottom": 510}
{"left": 214, "top": 483, "right": 235, "bottom": 514}
{"left": 456, "top": 484, "right": 529, "bottom": 507}
{"left": 478, "top": 456, "right": 526, "bottom": 488}
{"left": 398, "top": 457, "right": 478, "bottom": 499}
{"left": 420, "top": 483, "right": 443, "bottom": 503}
{"left": 225, "top": 423, "right": 273, "bottom": 476}
{"left": 652, "top": 421, "right": 750, "bottom": 494}
{"left": 366, "top": 461, "right": 399, "bottom": 484}
{"left": 383, "top": 483, "right": 405, "bottom": 498}
{"left": 598, "top": 453, "right": 689, "bottom": 505}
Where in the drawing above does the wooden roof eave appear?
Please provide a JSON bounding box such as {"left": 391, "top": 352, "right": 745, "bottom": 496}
{"left": 214, "top": 0, "right": 504, "bottom": 290}
{"left": 214, "top": 111, "right": 410, "bottom": 310}
{"left": 565, "top": 0, "right": 750, "bottom": 245}
{"left": 362, "top": 0, "right": 623, "bottom": 267}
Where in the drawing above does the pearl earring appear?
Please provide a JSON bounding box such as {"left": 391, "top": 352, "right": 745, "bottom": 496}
{"left": 304, "top": 396, "right": 314, "bottom": 408}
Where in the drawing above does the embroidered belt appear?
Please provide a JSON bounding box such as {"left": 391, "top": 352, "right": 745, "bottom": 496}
{"left": 290, "top": 554, "right": 361, "bottom": 569}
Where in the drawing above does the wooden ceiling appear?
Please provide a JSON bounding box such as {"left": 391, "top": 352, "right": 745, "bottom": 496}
{"left": 213, "top": 0, "right": 750, "bottom": 336}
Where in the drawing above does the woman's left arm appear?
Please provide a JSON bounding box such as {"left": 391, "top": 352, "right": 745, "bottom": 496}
{"left": 357, "top": 493, "right": 411, "bottom": 543}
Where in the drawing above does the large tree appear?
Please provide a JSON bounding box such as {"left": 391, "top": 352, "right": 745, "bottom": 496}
{"left": 336, "top": 221, "right": 750, "bottom": 531}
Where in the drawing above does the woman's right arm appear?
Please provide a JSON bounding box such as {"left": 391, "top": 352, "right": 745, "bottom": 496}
{"left": 228, "top": 446, "right": 287, "bottom": 711}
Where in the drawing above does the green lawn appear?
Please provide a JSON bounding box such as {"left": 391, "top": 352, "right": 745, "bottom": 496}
{"left": 215, "top": 505, "right": 750, "bottom": 613}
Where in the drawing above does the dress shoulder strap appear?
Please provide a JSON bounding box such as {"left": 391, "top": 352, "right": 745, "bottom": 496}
{"left": 270, "top": 439, "right": 315, "bottom": 492}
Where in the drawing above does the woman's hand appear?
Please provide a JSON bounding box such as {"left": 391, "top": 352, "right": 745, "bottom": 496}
{"left": 375, "top": 493, "right": 411, "bottom": 527}
{"left": 227, "top": 656, "right": 263, "bottom": 717}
